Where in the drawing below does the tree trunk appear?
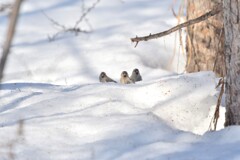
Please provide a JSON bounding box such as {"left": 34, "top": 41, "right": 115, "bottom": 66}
{"left": 186, "top": 0, "right": 225, "bottom": 77}
{"left": 224, "top": 0, "right": 240, "bottom": 126}
{"left": 0, "top": 0, "right": 23, "bottom": 83}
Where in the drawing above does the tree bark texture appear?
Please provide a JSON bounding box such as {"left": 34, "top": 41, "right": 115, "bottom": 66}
{"left": 224, "top": 0, "right": 240, "bottom": 126}
{"left": 186, "top": 0, "right": 225, "bottom": 77}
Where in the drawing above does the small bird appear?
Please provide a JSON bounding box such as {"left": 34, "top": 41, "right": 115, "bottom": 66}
{"left": 120, "top": 71, "right": 134, "bottom": 84}
{"left": 130, "top": 68, "right": 142, "bottom": 82}
{"left": 99, "top": 72, "right": 117, "bottom": 83}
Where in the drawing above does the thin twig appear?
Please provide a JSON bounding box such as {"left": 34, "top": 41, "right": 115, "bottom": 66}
{"left": 209, "top": 78, "right": 224, "bottom": 131}
{"left": 42, "top": 11, "right": 66, "bottom": 30}
{"left": 47, "top": 28, "right": 90, "bottom": 41}
{"left": 43, "top": 0, "right": 100, "bottom": 41}
{"left": 81, "top": 0, "right": 93, "bottom": 31}
{"left": 168, "top": 2, "right": 185, "bottom": 71}
{"left": 131, "top": 4, "right": 222, "bottom": 44}
{"left": 74, "top": 0, "right": 100, "bottom": 29}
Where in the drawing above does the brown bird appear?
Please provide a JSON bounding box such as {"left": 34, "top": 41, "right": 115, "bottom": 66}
{"left": 99, "top": 72, "right": 117, "bottom": 83}
{"left": 120, "top": 71, "right": 134, "bottom": 84}
{"left": 130, "top": 68, "right": 142, "bottom": 83}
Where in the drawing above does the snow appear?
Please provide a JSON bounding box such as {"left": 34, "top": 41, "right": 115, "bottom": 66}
{"left": 0, "top": 0, "right": 238, "bottom": 160}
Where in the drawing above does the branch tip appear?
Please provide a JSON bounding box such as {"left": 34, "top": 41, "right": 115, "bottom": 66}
{"left": 134, "top": 42, "right": 139, "bottom": 48}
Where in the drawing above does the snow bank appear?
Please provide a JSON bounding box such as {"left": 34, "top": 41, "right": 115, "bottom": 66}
{"left": 0, "top": 71, "right": 230, "bottom": 160}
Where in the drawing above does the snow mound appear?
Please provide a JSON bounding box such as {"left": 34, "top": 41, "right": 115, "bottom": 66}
{"left": 0, "top": 71, "right": 230, "bottom": 160}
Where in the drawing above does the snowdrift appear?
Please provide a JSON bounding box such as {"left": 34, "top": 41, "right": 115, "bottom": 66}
{"left": 0, "top": 71, "right": 230, "bottom": 160}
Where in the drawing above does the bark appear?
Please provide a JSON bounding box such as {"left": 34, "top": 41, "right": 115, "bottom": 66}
{"left": 186, "top": 0, "right": 225, "bottom": 77}
{"left": 224, "top": 0, "right": 240, "bottom": 126}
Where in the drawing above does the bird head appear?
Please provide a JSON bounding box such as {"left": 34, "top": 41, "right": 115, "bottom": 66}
{"left": 100, "top": 72, "right": 106, "bottom": 78}
{"left": 133, "top": 68, "right": 139, "bottom": 75}
{"left": 121, "top": 71, "right": 128, "bottom": 78}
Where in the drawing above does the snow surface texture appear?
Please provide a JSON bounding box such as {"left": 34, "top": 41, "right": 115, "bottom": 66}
{"left": 0, "top": 0, "right": 236, "bottom": 160}
{"left": 0, "top": 72, "right": 228, "bottom": 160}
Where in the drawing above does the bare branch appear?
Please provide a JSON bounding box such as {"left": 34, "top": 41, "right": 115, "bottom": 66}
{"left": 80, "top": 0, "right": 93, "bottom": 30}
{"left": 43, "top": 0, "right": 100, "bottom": 41}
{"left": 131, "top": 4, "right": 222, "bottom": 44}
{"left": 74, "top": 0, "right": 100, "bottom": 29}
{"left": 0, "top": 0, "right": 23, "bottom": 82}
{"left": 47, "top": 27, "right": 90, "bottom": 42}
{"left": 42, "top": 11, "right": 66, "bottom": 30}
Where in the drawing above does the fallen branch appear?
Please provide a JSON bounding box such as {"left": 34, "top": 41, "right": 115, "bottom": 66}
{"left": 131, "top": 4, "right": 222, "bottom": 46}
